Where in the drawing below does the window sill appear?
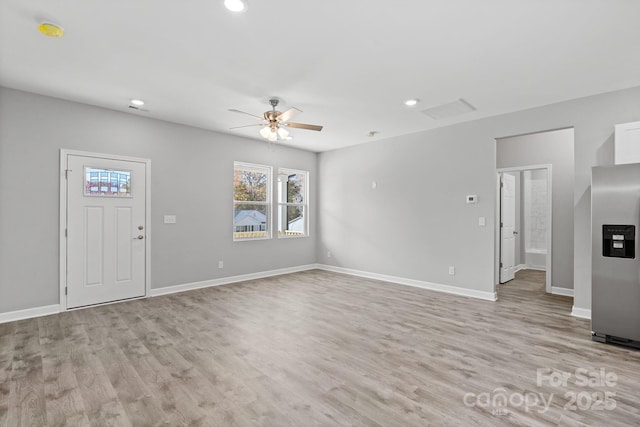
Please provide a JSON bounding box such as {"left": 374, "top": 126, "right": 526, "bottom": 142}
{"left": 233, "top": 231, "right": 271, "bottom": 241}
{"left": 277, "top": 233, "right": 308, "bottom": 239}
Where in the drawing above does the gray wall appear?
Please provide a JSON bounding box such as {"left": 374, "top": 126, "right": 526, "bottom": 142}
{"left": 318, "top": 86, "right": 640, "bottom": 312}
{"left": 318, "top": 123, "right": 497, "bottom": 293}
{"left": 0, "top": 87, "right": 317, "bottom": 313}
{"left": 497, "top": 128, "right": 574, "bottom": 289}
{"left": 4, "top": 84, "right": 640, "bottom": 315}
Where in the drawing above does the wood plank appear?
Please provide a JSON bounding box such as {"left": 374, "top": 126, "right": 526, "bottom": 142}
{"left": 0, "top": 322, "right": 16, "bottom": 426}
{"left": 0, "top": 269, "right": 639, "bottom": 425}
{"left": 38, "top": 314, "right": 90, "bottom": 427}
{"left": 95, "top": 304, "right": 223, "bottom": 426}
{"left": 59, "top": 311, "right": 133, "bottom": 427}
{"left": 6, "top": 319, "right": 47, "bottom": 426}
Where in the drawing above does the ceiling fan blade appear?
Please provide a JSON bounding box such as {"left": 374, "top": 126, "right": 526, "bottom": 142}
{"left": 276, "top": 107, "right": 302, "bottom": 123}
{"left": 230, "top": 124, "right": 264, "bottom": 129}
{"left": 228, "top": 109, "right": 264, "bottom": 120}
{"left": 285, "top": 122, "right": 323, "bottom": 131}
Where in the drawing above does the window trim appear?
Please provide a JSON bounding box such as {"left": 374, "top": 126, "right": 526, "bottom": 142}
{"left": 233, "top": 161, "right": 272, "bottom": 241}
{"left": 277, "top": 168, "right": 309, "bottom": 239}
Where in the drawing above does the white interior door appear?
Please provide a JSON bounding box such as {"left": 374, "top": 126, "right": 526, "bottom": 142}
{"left": 500, "top": 173, "right": 516, "bottom": 283}
{"left": 66, "top": 154, "right": 147, "bottom": 308}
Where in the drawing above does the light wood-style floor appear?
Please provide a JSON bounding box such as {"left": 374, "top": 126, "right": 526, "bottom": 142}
{"left": 1, "top": 269, "right": 639, "bottom": 426}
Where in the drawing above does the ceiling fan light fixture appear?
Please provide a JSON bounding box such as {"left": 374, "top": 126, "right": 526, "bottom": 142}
{"left": 404, "top": 98, "right": 419, "bottom": 107}
{"left": 259, "top": 126, "right": 271, "bottom": 138}
{"left": 229, "top": 97, "right": 322, "bottom": 143}
{"left": 277, "top": 127, "right": 289, "bottom": 139}
{"left": 130, "top": 99, "right": 145, "bottom": 107}
{"left": 224, "top": 0, "right": 247, "bottom": 13}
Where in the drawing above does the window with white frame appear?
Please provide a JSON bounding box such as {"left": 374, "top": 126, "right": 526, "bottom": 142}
{"left": 233, "top": 162, "right": 272, "bottom": 240}
{"left": 277, "top": 168, "right": 308, "bottom": 237}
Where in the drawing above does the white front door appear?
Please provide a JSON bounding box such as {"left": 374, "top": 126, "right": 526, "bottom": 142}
{"left": 500, "top": 173, "right": 516, "bottom": 283}
{"left": 65, "top": 154, "right": 147, "bottom": 308}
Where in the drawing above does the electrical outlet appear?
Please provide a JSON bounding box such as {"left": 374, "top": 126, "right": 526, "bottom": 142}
{"left": 164, "top": 215, "right": 177, "bottom": 224}
{"left": 218, "top": 261, "right": 224, "bottom": 269}
{"left": 449, "top": 266, "right": 455, "bottom": 276}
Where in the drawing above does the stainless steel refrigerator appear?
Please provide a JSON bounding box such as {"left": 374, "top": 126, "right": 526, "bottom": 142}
{"left": 592, "top": 164, "right": 640, "bottom": 348}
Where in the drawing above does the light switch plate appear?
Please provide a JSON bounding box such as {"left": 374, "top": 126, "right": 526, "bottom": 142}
{"left": 478, "top": 216, "right": 486, "bottom": 227}
{"left": 164, "top": 215, "right": 177, "bottom": 224}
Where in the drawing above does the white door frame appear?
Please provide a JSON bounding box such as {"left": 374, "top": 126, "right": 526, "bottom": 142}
{"left": 59, "top": 149, "right": 151, "bottom": 310}
{"left": 495, "top": 164, "right": 552, "bottom": 293}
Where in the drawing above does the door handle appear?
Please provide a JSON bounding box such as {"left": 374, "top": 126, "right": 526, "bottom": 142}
{"left": 513, "top": 231, "right": 519, "bottom": 235}
{"left": 134, "top": 235, "right": 144, "bottom": 240}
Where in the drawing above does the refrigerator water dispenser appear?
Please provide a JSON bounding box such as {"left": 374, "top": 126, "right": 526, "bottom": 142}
{"left": 602, "top": 224, "right": 635, "bottom": 259}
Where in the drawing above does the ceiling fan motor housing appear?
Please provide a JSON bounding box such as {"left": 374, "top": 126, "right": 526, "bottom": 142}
{"left": 266, "top": 98, "right": 281, "bottom": 125}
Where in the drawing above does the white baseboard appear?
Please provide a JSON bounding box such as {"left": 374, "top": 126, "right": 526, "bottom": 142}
{"left": 0, "top": 304, "right": 60, "bottom": 324}
{"left": 514, "top": 264, "right": 527, "bottom": 273}
{"left": 551, "top": 287, "right": 574, "bottom": 297}
{"left": 316, "top": 264, "right": 497, "bottom": 301}
{"left": 0, "top": 263, "right": 497, "bottom": 323}
{"left": 525, "top": 264, "right": 546, "bottom": 271}
{"left": 571, "top": 306, "right": 591, "bottom": 320}
{"left": 150, "top": 264, "right": 319, "bottom": 297}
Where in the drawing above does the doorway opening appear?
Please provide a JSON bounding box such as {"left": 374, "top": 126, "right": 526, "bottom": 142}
{"left": 497, "top": 165, "right": 552, "bottom": 292}
{"left": 494, "top": 127, "right": 575, "bottom": 298}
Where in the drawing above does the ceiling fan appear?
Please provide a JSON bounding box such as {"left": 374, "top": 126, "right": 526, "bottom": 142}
{"left": 229, "top": 98, "right": 323, "bottom": 142}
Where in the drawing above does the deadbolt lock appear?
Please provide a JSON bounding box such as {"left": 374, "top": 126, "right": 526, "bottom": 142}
{"left": 138, "top": 225, "right": 144, "bottom": 230}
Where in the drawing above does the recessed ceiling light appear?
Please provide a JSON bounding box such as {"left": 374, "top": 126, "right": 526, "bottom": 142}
{"left": 38, "top": 22, "right": 64, "bottom": 38}
{"left": 224, "top": 0, "right": 248, "bottom": 12}
{"left": 130, "top": 99, "right": 145, "bottom": 107}
{"left": 404, "top": 98, "right": 419, "bottom": 107}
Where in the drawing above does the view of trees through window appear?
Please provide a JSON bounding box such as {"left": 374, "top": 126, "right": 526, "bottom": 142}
{"left": 233, "top": 162, "right": 308, "bottom": 240}
{"left": 233, "top": 163, "right": 271, "bottom": 240}
{"left": 278, "top": 169, "right": 308, "bottom": 237}
{"left": 285, "top": 174, "right": 303, "bottom": 221}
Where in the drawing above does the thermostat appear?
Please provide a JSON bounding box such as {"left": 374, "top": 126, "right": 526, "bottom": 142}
{"left": 466, "top": 195, "right": 478, "bottom": 204}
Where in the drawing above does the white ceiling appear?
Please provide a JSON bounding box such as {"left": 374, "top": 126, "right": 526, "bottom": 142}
{"left": 2, "top": 1, "right": 640, "bottom": 152}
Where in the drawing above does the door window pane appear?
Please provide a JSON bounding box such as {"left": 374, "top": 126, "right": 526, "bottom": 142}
{"left": 84, "top": 167, "right": 131, "bottom": 197}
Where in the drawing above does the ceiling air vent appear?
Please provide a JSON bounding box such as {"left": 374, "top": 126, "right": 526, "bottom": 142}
{"left": 421, "top": 98, "right": 476, "bottom": 120}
